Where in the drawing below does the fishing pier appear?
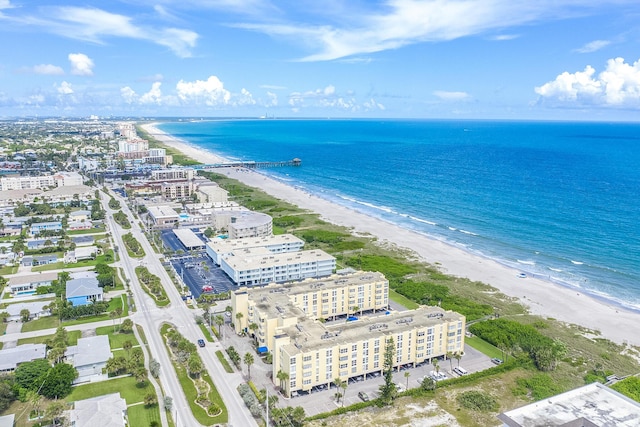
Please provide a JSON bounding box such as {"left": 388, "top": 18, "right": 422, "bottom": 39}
{"left": 193, "top": 158, "right": 301, "bottom": 170}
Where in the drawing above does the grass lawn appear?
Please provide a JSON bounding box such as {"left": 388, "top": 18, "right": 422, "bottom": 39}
{"left": 32, "top": 251, "right": 115, "bottom": 272}
{"left": 136, "top": 324, "right": 148, "bottom": 345}
{"left": 18, "top": 330, "right": 81, "bottom": 346}
{"left": 128, "top": 402, "right": 161, "bottom": 427}
{"left": 61, "top": 295, "right": 128, "bottom": 327}
{"left": 389, "top": 288, "right": 420, "bottom": 310}
{"left": 215, "top": 350, "right": 234, "bottom": 373}
{"left": 21, "top": 315, "right": 61, "bottom": 332}
{"left": 0, "top": 322, "right": 6, "bottom": 336}
{"left": 198, "top": 323, "right": 214, "bottom": 342}
{"left": 96, "top": 325, "right": 140, "bottom": 349}
{"left": 465, "top": 335, "right": 504, "bottom": 360}
{"left": 68, "top": 226, "right": 106, "bottom": 235}
{"left": 0, "top": 265, "right": 18, "bottom": 275}
{"left": 67, "top": 376, "right": 155, "bottom": 405}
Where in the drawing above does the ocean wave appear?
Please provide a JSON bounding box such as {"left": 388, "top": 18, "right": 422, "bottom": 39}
{"left": 571, "top": 260, "right": 584, "bottom": 265}
{"left": 448, "top": 227, "right": 457, "bottom": 231}
{"left": 549, "top": 267, "right": 563, "bottom": 272}
{"left": 408, "top": 216, "right": 437, "bottom": 226}
{"left": 459, "top": 229, "right": 478, "bottom": 236}
{"left": 517, "top": 259, "right": 536, "bottom": 266}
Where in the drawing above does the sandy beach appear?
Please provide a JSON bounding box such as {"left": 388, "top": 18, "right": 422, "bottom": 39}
{"left": 142, "top": 123, "right": 640, "bottom": 347}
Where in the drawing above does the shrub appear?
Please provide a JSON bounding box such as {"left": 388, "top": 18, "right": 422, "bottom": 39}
{"left": 457, "top": 390, "right": 499, "bottom": 412}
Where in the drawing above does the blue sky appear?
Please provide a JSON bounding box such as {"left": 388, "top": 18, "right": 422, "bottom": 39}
{"left": 1, "top": 0, "right": 640, "bottom": 120}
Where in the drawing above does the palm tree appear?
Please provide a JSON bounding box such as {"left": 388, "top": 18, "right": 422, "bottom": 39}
{"left": 214, "top": 315, "right": 224, "bottom": 338}
{"left": 404, "top": 371, "right": 410, "bottom": 391}
{"left": 27, "top": 390, "right": 42, "bottom": 419}
{"left": 333, "top": 378, "right": 344, "bottom": 403}
{"left": 276, "top": 370, "right": 289, "bottom": 395}
{"left": 46, "top": 401, "right": 66, "bottom": 426}
{"left": 433, "top": 358, "right": 440, "bottom": 375}
{"left": 340, "top": 379, "right": 348, "bottom": 407}
{"left": 244, "top": 352, "right": 255, "bottom": 380}
{"left": 123, "top": 340, "right": 133, "bottom": 358}
{"left": 248, "top": 322, "right": 259, "bottom": 343}
{"left": 447, "top": 351, "right": 454, "bottom": 371}
{"left": 235, "top": 312, "right": 244, "bottom": 333}
{"left": 454, "top": 352, "right": 462, "bottom": 367}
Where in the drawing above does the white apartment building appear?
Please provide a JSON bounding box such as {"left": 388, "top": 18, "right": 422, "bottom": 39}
{"left": 221, "top": 248, "right": 336, "bottom": 286}
{"left": 0, "top": 175, "right": 55, "bottom": 191}
{"left": 229, "top": 211, "right": 273, "bottom": 239}
{"left": 206, "top": 233, "right": 304, "bottom": 265}
{"left": 151, "top": 168, "right": 195, "bottom": 181}
{"left": 118, "top": 139, "right": 148, "bottom": 153}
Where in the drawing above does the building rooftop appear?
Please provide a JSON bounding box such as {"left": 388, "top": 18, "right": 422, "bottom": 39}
{"left": 43, "top": 184, "right": 92, "bottom": 197}
{"left": 498, "top": 382, "right": 640, "bottom": 427}
{"left": 67, "top": 335, "right": 111, "bottom": 368}
{"left": 66, "top": 277, "right": 101, "bottom": 298}
{"left": 5, "top": 300, "right": 50, "bottom": 316}
{"left": 229, "top": 211, "right": 272, "bottom": 228}
{"left": 69, "top": 392, "right": 126, "bottom": 427}
{"left": 8, "top": 271, "right": 58, "bottom": 286}
{"left": 222, "top": 248, "right": 335, "bottom": 271}
{"left": 0, "top": 413, "right": 15, "bottom": 427}
{"left": 147, "top": 205, "right": 179, "bottom": 219}
{"left": 207, "top": 233, "right": 304, "bottom": 253}
{"left": 0, "top": 343, "right": 47, "bottom": 371}
{"left": 173, "top": 228, "right": 205, "bottom": 248}
{"left": 280, "top": 305, "right": 463, "bottom": 354}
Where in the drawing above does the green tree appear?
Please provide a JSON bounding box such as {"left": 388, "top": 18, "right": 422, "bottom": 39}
{"left": 46, "top": 401, "right": 67, "bottom": 426}
{"left": 20, "top": 308, "right": 30, "bottom": 322}
{"left": 123, "top": 340, "right": 133, "bottom": 357}
{"left": 378, "top": 337, "right": 397, "bottom": 405}
{"left": 244, "top": 352, "right": 254, "bottom": 380}
{"left": 120, "top": 318, "right": 134, "bottom": 333}
{"left": 404, "top": 371, "right": 410, "bottom": 391}
{"left": 149, "top": 359, "right": 161, "bottom": 378}
{"left": 27, "top": 390, "right": 42, "bottom": 419}
{"left": 214, "top": 314, "right": 224, "bottom": 337}
{"left": 188, "top": 354, "right": 203, "bottom": 378}
{"left": 0, "top": 378, "right": 15, "bottom": 413}
{"left": 144, "top": 393, "right": 158, "bottom": 407}
{"left": 15, "top": 359, "right": 51, "bottom": 392}
{"left": 276, "top": 370, "right": 290, "bottom": 396}
{"left": 40, "top": 363, "right": 78, "bottom": 399}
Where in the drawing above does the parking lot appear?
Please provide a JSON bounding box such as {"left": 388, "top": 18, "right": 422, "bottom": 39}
{"left": 170, "top": 254, "right": 236, "bottom": 298}
{"left": 161, "top": 229, "right": 207, "bottom": 253}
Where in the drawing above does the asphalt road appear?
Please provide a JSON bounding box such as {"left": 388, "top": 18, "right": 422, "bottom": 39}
{"left": 109, "top": 190, "right": 257, "bottom": 427}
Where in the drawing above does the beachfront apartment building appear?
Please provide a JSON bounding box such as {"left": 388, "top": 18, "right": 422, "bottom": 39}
{"left": 118, "top": 139, "right": 148, "bottom": 153}
{"left": 274, "top": 306, "right": 465, "bottom": 396}
{"left": 229, "top": 211, "right": 273, "bottom": 239}
{"left": 195, "top": 181, "right": 229, "bottom": 204}
{"left": 151, "top": 168, "right": 196, "bottom": 181}
{"left": 206, "top": 233, "right": 304, "bottom": 265}
{"left": 221, "top": 247, "right": 336, "bottom": 286}
{"left": 0, "top": 175, "right": 56, "bottom": 191}
{"left": 231, "top": 271, "right": 389, "bottom": 346}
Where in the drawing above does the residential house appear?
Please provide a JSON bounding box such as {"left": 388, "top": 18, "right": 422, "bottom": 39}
{"left": 68, "top": 393, "right": 127, "bottom": 426}
{"left": 68, "top": 220, "right": 92, "bottom": 231}
{"left": 66, "top": 277, "right": 103, "bottom": 306}
{"left": 5, "top": 301, "right": 51, "bottom": 322}
{"left": 0, "top": 344, "right": 47, "bottom": 372}
{"left": 21, "top": 254, "right": 59, "bottom": 267}
{"left": 69, "top": 210, "right": 91, "bottom": 222}
{"left": 64, "top": 245, "right": 98, "bottom": 263}
{"left": 30, "top": 221, "right": 62, "bottom": 236}
{"left": 7, "top": 272, "right": 58, "bottom": 296}
{"left": 66, "top": 335, "right": 111, "bottom": 383}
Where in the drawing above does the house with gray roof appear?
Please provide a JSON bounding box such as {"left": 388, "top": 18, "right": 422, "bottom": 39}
{"left": 0, "top": 413, "right": 15, "bottom": 427}
{"left": 66, "top": 335, "right": 111, "bottom": 383}
{"left": 7, "top": 271, "right": 58, "bottom": 296}
{"left": 65, "top": 277, "right": 103, "bottom": 306}
{"left": 5, "top": 300, "right": 51, "bottom": 322}
{"left": 68, "top": 393, "right": 127, "bottom": 427}
{"left": 0, "top": 344, "right": 47, "bottom": 372}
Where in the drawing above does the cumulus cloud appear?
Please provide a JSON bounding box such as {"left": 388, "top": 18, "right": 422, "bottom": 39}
{"left": 575, "top": 39, "right": 610, "bottom": 53}
{"left": 434, "top": 90, "right": 471, "bottom": 101}
{"left": 121, "top": 86, "right": 137, "bottom": 104}
{"left": 233, "top": 88, "right": 256, "bottom": 106}
{"left": 68, "top": 53, "right": 94, "bottom": 76}
{"left": 140, "top": 82, "right": 163, "bottom": 104}
{"left": 265, "top": 91, "right": 278, "bottom": 106}
{"left": 535, "top": 57, "right": 640, "bottom": 106}
{"left": 57, "top": 81, "right": 73, "bottom": 94}
{"left": 33, "top": 64, "right": 64, "bottom": 75}
{"left": 176, "top": 76, "right": 231, "bottom": 106}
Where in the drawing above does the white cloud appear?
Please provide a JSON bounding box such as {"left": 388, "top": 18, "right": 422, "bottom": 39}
{"left": 535, "top": 57, "right": 640, "bottom": 106}
{"left": 235, "top": 1, "right": 622, "bottom": 61}
{"left": 233, "top": 88, "right": 256, "bottom": 106}
{"left": 434, "top": 90, "right": 470, "bottom": 101}
{"left": 33, "top": 64, "right": 64, "bottom": 75}
{"left": 57, "top": 81, "right": 73, "bottom": 94}
{"left": 260, "top": 84, "right": 286, "bottom": 90}
{"left": 265, "top": 91, "right": 278, "bottom": 106}
{"left": 140, "top": 82, "right": 163, "bottom": 104}
{"left": 14, "top": 6, "right": 198, "bottom": 58}
{"left": 575, "top": 39, "right": 610, "bottom": 53}
{"left": 68, "top": 53, "right": 94, "bottom": 76}
{"left": 176, "top": 76, "right": 231, "bottom": 106}
{"left": 489, "top": 34, "right": 519, "bottom": 41}
{"left": 120, "top": 86, "right": 137, "bottom": 104}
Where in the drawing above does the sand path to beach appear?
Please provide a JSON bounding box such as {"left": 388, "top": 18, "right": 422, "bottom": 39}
{"left": 141, "top": 123, "right": 640, "bottom": 347}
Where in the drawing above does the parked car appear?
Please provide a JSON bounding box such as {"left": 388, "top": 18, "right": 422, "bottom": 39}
{"left": 197, "top": 339, "right": 206, "bottom": 347}
{"left": 491, "top": 358, "right": 503, "bottom": 365}
{"left": 358, "top": 391, "right": 370, "bottom": 401}
{"left": 453, "top": 366, "right": 468, "bottom": 375}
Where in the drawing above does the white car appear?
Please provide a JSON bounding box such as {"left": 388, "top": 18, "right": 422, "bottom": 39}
{"left": 429, "top": 371, "right": 448, "bottom": 381}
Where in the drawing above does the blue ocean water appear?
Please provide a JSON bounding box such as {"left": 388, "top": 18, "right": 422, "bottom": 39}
{"left": 158, "top": 119, "right": 640, "bottom": 310}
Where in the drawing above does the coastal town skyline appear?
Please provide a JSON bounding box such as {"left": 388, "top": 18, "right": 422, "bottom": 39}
{"left": 1, "top": 0, "right": 640, "bottom": 120}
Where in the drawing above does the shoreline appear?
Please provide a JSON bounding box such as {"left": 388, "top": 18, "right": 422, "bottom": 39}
{"left": 141, "top": 122, "right": 640, "bottom": 347}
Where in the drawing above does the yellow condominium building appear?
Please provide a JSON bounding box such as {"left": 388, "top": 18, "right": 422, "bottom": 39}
{"left": 231, "top": 271, "right": 389, "bottom": 347}
{"left": 274, "top": 306, "right": 465, "bottom": 396}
